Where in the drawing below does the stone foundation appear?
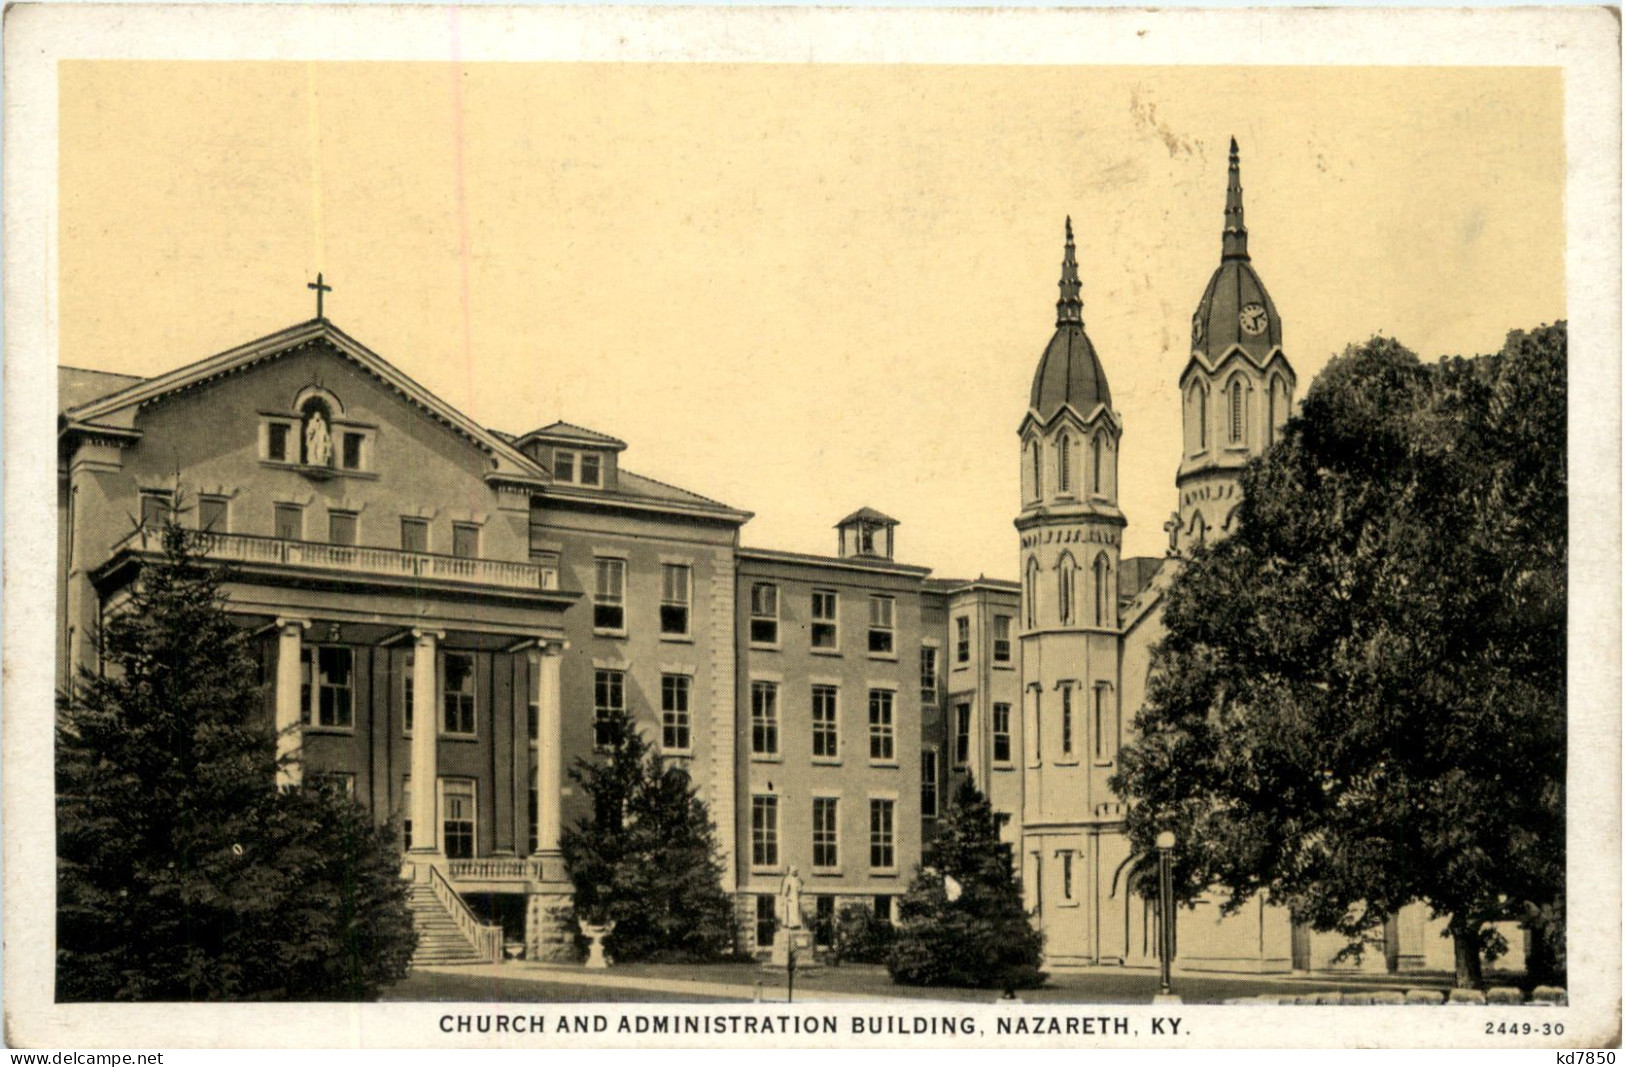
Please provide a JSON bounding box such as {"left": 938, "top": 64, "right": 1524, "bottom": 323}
{"left": 525, "top": 888, "right": 578, "bottom": 962}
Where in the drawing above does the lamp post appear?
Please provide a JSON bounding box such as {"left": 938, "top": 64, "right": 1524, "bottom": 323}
{"left": 1154, "top": 830, "right": 1181, "bottom": 1004}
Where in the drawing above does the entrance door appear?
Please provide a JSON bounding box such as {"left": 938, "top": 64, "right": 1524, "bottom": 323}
{"left": 1291, "top": 920, "right": 1312, "bottom": 972}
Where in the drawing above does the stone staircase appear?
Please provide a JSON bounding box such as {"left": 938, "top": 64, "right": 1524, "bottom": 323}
{"left": 406, "top": 882, "right": 489, "bottom": 966}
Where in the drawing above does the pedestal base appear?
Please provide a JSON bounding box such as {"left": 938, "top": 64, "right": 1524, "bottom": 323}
{"left": 767, "top": 928, "right": 821, "bottom": 970}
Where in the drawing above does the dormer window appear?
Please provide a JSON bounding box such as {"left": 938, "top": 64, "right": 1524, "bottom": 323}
{"left": 553, "top": 449, "right": 603, "bottom": 487}
{"left": 579, "top": 453, "right": 602, "bottom": 487}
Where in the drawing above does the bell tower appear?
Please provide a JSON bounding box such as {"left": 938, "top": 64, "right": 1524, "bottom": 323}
{"left": 1015, "top": 219, "right": 1127, "bottom": 962}
{"left": 1175, "top": 139, "right": 1297, "bottom": 552}
{"left": 1017, "top": 217, "right": 1125, "bottom": 632}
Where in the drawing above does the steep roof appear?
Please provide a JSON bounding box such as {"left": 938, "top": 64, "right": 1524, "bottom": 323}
{"left": 1189, "top": 139, "right": 1285, "bottom": 366}
{"left": 1028, "top": 217, "right": 1112, "bottom": 420}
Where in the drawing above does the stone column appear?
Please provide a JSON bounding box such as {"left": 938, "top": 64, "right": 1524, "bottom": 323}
{"left": 525, "top": 639, "right": 575, "bottom": 962}
{"left": 274, "top": 618, "right": 308, "bottom": 789}
{"left": 409, "top": 628, "right": 442, "bottom": 856}
{"left": 535, "top": 641, "right": 565, "bottom": 854}
{"left": 512, "top": 649, "right": 533, "bottom": 856}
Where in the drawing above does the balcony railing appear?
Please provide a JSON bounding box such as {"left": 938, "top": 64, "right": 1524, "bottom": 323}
{"left": 447, "top": 858, "right": 551, "bottom": 882}
{"left": 117, "top": 528, "right": 560, "bottom": 593}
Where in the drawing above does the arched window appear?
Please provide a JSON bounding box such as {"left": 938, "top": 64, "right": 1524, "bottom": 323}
{"left": 1091, "top": 433, "right": 1105, "bottom": 496}
{"left": 1056, "top": 553, "right": 1077, "bottom": 626}
{"left": 1192, "top": 512, "right": 1207, "bottom": 548}
{"left": 1030, "top": 440, "right": 1042, "bottom": 500}
{"left": 1093, "top": 553, "right": 1111, "bottom": 627}
{"left": 1229, "top": 378, "right": 1245, "bottom": 445}
{"left": 1266, "top": 381, "right": 1278, "bottom": 447}
{"left": 1195, "top": 384, "right": 1208, "bottom": 450}
{"left": 1025, "top": 556, "right": 1040, "bottom": 628}
{"left": 1057, "top": 433, "right": 1071, "bottom": 493}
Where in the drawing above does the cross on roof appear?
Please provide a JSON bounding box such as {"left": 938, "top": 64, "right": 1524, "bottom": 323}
{"left": 307, "top": 273, "right": 332, "bottom": 320}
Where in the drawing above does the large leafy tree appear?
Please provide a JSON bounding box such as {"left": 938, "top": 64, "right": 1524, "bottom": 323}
{"left": 888, "top": 776, "right": 1045, "bottom": 989}
{"left": 57, "top": 516, "right": 417, "bottom": 1001}
{"left": 559, "top": 707, "right": 735, "bottom": 962}
{"left": 1113, "top": 325, "right": 1566, "bottom": 988}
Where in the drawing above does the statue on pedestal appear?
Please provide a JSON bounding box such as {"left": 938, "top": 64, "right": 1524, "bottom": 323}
{"left": 780, "top": 867, "right": 804, "bottom": 930}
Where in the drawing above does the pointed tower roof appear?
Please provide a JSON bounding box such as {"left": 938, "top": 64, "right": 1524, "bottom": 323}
{"left": 1029, "top": 217, "right": 1111, "bottom": 421}
{"left": 1190, "top": 138, "right": 1282, "bottom": 365}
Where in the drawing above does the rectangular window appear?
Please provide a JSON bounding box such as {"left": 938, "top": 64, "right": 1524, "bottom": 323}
{"left": 1032, "top": 688, "right": 1044, "bottom": 761}
{"left": 954, "top": 703, "right": 971, "bottom": 767}
{"left": 1062, "top": 850, "right": 1075, "bottom": 902}
{"left": 580, "top": 453, "right": 602, "bottom": 487}
{"left": 554, "top": 451, "right": 575, "bottom": 483}
{"left": 956, "top": 616, "right": 971, "bottom": 664}
{"left": 756, "top": 894, "right": 777, "bottom": 949}
{"left": 1062, "top": 685, "right": 1075, "bottom": 756}
{"left": 1094, "top": 683, "right": 1112, "bottom": 761}
{"left": 594, "top": 558, "right": 626, "bottom": 631}
{"left": 751, "top": 795, "right": 779, "bottom": 868}
{"left": 869, "top": 799, "right": 895, "bottom": 870}
{"left": 993, "top": 616, "right": 1013, "bottom": 663}
{"left": 811, "top": 685, "right": 839, "bottom": 759}
{"left": 441, "top": 779, "right": 476, "bottom": 860}
{"left": 594, "top": 669, "right": 625, "bottom": 749}
{"left": 340, "top": 432, "right": 364, "bottom": 470}
{"left": 313, "top": 647, "right": 354, "bottom": 728}
{"left": 661, "top": 674, "right": 691, "bottom": 752}
{"left": 812, "top": 797, "right": 839, "bottom": 870}
{"left": 197, "top": 495, "right": 228, "bottom": 533}
{"left": 328, "top": 509, "right": 358, "bottom": 546}
{"left": 528, "top": 767, "right": 539, "bottom": 853}
{"left": 402, "top": 652, "right": 414, "bottom": 734}
{"left": 815, "top": 896, "right": 836, "bottom": 948}
{"left": 139, "top": 490, "right": 172, "bottom": 529}
{"left": 267, "top": 422, "right": 291, "bottom": 462}
{"left": 921, "top": 749, "right": 939, "bottom": 818}
{"left": 311, "top": 772, "right": 357, "bottom": 797}
{"left": 811, "top": 589, "right": 839, "bottom": 650}
{"left": 528, "top": 699, "right": 538, "bottom": 745}
{"left": 401, "top": 779, "right": 413, "bottom": 850}
{"left": 400, "top": 517, "right": 429, "bottom": 553}
{"left": 442, "top": 652, "right": 476, "bottom": 736}
{"left": 993, "top": 703, "right": 1012, "bottom": 763}
{"left": 873, "top": 894, "right": 893, "bottom": 925}
{"left": 867, "top": 689, "right": 895, "bottom": 762}
{"left": 919, "top": 647, "right": 938, "bottom": 707}
{"left": 452, "top": 523, "right": 480, "bottom": 559}
{"left": 749, "top": 583, "right": 779, "bottom": 645}
{"left": 867, "top": 596, "right": 895, "bottom": 655}
{"left": 660, "top": 564, "right": 691, "bottom": 637}
{"left": 751, "top": 681, "right": 779, "bottom": 756}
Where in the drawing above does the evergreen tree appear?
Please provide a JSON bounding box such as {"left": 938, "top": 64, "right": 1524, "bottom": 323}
{"left": 57, "top": 515, "right": 417, "bottom": 1001}
{"left": 887, "top": 776, "right": 1045, "bottom": 989}
{"left": 559, "top": 707, "right": 735, "bottom": 962}
{"left": 1113, "top": 326, "right": 1566, "bottom": 988}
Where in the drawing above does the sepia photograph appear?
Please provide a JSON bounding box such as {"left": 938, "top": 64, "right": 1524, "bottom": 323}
{"left": 4, "top": 3, "right": 1619, "bottom": 1051}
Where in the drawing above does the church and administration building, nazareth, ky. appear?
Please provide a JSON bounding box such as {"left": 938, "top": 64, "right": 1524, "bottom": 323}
{"left": 56, "top": 141, "right": 1522, "bottom": 976}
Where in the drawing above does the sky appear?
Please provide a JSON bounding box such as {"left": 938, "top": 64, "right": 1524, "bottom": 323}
{"left": 58, "top": 62, "right": 1565, "bottom": 575}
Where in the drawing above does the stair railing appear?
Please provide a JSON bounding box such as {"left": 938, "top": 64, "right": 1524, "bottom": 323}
{"left": 426, "top": 862, "right": 504, "bottom": 963}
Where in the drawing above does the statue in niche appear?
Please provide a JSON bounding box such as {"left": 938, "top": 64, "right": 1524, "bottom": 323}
{"left": 303, "top": 405, "right": 333, "bottom": 467}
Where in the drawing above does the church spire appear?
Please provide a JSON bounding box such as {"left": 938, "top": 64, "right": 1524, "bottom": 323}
{"left": 1056, "top": 216, "right": 1084, "bottom": 327}
{"left": 1222, "top": 137, "right": 1249, "bottom": 262}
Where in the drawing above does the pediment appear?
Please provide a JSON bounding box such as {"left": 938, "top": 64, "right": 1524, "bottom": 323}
{"left": 62, "top": 319, "right": 548, "bottom": 484}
